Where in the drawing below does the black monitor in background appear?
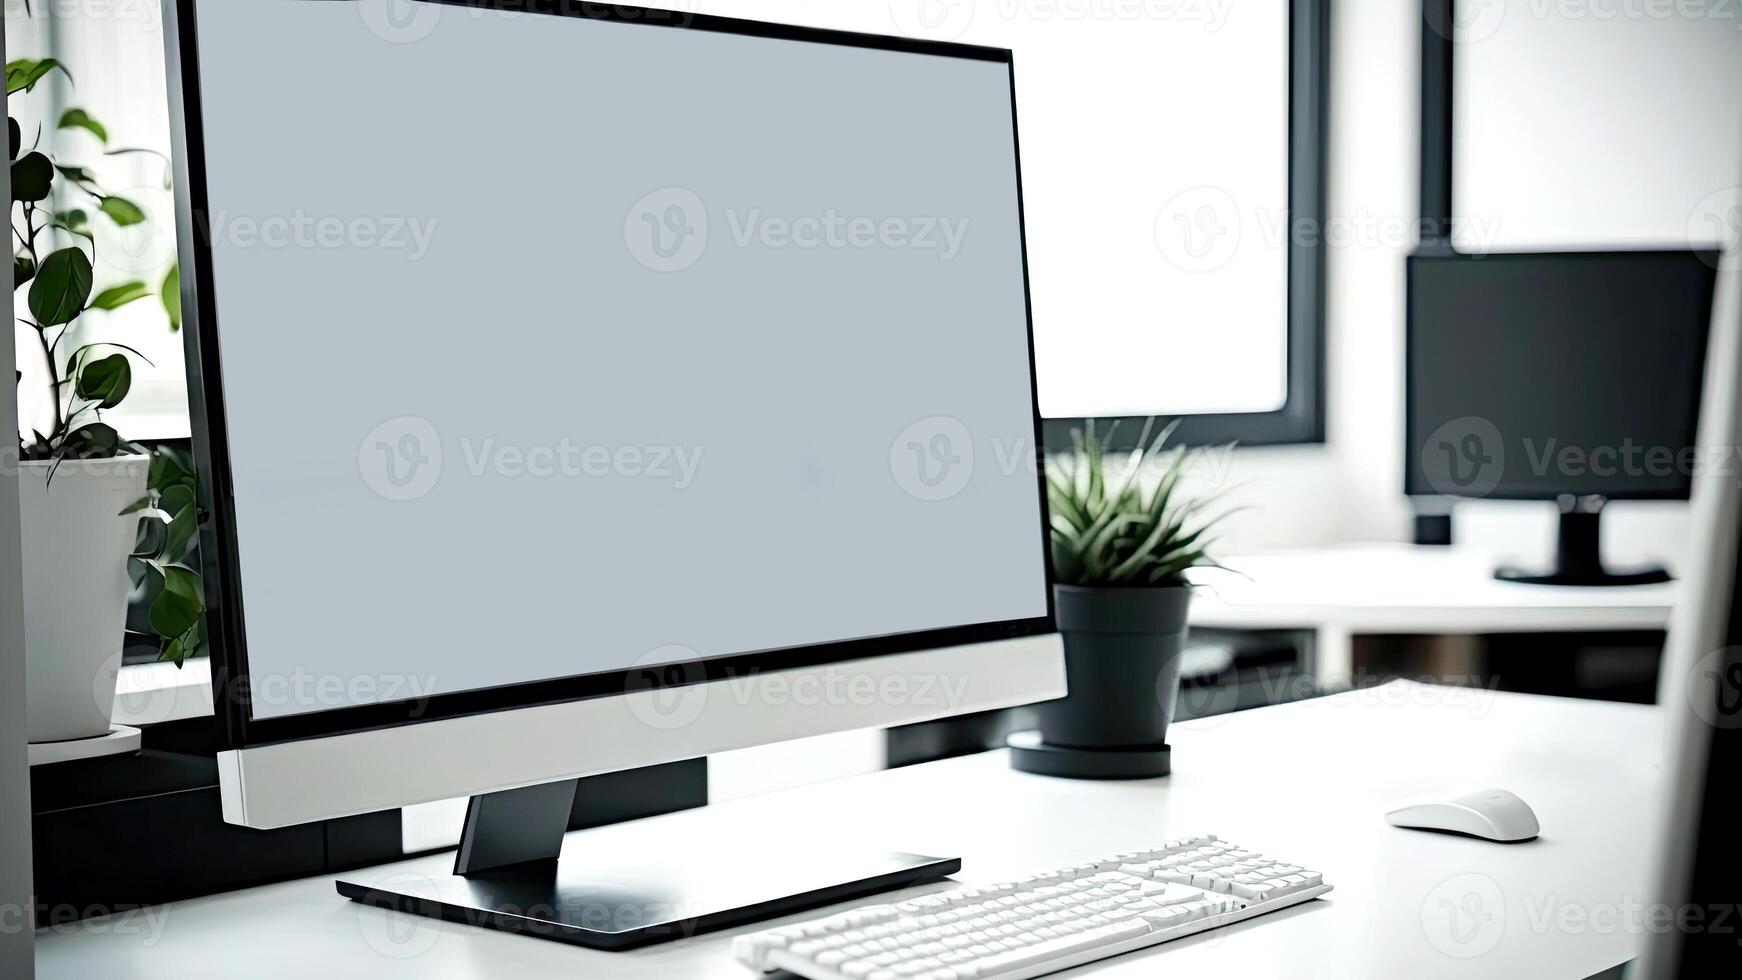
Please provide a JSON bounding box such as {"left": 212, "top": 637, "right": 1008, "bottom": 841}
{"left": 1406, "top": 248, "right": 1719, "bottom": 586}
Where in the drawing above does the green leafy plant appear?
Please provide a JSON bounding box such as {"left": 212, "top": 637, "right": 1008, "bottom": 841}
{"left": 1047, "top": 419, "right": 1237, "bottom": 588}
{"left": 9, "top": 52, "right": 200, "bottom": 664}
{"left": 120, "top": 446, "right": 206, "bottom": 665}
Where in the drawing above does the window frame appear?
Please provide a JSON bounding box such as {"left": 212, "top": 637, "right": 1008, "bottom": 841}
{"left": 1040, "top": 0, "right": 1329, "bottom": 451}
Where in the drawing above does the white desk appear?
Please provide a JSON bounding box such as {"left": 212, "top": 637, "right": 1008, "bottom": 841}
{"left": 1190, "top": 543, "right": 1680, "bottom": 683}
{"left": 38, "top": 682, "right": 1659, "bottom": 979}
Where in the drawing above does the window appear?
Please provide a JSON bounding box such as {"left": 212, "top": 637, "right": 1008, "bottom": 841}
{"left": 706, "top": 0, "right": 1328, "bottom": 448}
{"left": 8, "top": 3, "right": 184, "bottom": 441}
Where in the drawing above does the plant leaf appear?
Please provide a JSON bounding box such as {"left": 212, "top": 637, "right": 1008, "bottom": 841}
{"left": 132, "top": 514, "right": 168, "bottom": 557}
{"left": 160, "top": 264, "right": 181, "bottom": 330}
{"left": 160, "top": 626, "right": 201, "bottom": 668}
{"left": 28, "top": 246, "right": 94, "bottom": 326}
{"left": 74, "top": 353, "right": 131, "bottom": 408}
{"left": 148, "top": 564, "right": 204, "bottom": 641}
{"left": 158, "top": 483, "right": 195, "bottom": 520}
{"left": 91, "top": 280, "right": 151, "bottom": 310}
{"left": 7, "top": 117, "right": 18, "bottom": 160}
{"left": 57, "top": 107, "right": 107, "bottom": 143}
{"left": 4, "top": 58, "right": 71, "bottom": 95}
{"left": 13, "top": 253, "right": 35, "bottom": 289}
{"left": 163, "top": 499, "right": 198, "bottom": 562}
{"left": 53, "top": 163, "right": 97, "bottom": 187}
{"left": 1044, "top": 417, "right": 1236, "bottom": 588}
{"left": 10, "top": 150, "right": 52, "bottom": 202}
{"left": 147, "top": 444, "right": 193, "bottom": 490}
{"left": 98, "top": 195, "right": 145, "bottom": 227}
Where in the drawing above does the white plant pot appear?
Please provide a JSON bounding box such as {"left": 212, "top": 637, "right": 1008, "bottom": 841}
{"left": 17, "top": 454, "right": 149, "bottom": 744}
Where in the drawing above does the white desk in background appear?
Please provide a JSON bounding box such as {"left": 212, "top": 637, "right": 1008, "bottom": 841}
{"left": 1189, "top": 543, "right": 1680, "bottom": 684}
{"left": 39, "top": 682, "right": 1660, "bottom": 979}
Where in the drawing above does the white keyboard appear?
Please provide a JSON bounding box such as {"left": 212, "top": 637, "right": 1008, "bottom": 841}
{"left": 733, "top": 836, "right": 1330, "bottom": 980}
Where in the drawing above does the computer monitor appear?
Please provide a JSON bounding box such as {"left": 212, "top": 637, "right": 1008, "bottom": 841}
{"left": 1406, "top": 249, "right": 1719, "bottom": 586}
{"left": 1637, "top": 237, "right": 1741, "bottom": 978}
{"left": 165, "top": 0, "right": 1064, "bottom": 947}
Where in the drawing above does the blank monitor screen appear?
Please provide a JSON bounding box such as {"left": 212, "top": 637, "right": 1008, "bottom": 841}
{"left": 1407, "top": 250, "right": 1717, "bottom": 500}
{"left": 181, "top": 1, "right": 1050, "bottom": 723}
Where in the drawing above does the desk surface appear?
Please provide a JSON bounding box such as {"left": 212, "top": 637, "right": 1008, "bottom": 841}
{"left": 38, "top": 682, "right": 1660, "bottom": 979}
{"left": 1190, "top": 543, "right": 1679, "bottom": 633}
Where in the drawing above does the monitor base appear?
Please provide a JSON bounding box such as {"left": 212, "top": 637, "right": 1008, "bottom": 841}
{"left": 1494, "top": 566, "right": 1673, "bottom": 588}
{"left": 337, "top": 778, "right": 960, "bottom": 950}
{"left": 1492, "top": 497, "right": 1675, "bottom": 588}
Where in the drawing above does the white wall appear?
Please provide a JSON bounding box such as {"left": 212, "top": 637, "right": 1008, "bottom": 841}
{"left": 2, "top": 13, "right": 39, "bottom": 975}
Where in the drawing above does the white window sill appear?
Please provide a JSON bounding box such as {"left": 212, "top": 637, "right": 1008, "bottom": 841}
{"left": 113, "top": 658, "right": 214, "bottom": 727}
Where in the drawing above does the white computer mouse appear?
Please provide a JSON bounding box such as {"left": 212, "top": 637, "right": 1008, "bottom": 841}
{"left": 1385, "top": 788, "right": 1541, "bottom": 843}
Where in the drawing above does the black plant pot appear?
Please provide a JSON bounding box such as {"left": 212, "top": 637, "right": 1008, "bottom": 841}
{"left": 1009, "top": 584, "right": 1191, "bottom": 779}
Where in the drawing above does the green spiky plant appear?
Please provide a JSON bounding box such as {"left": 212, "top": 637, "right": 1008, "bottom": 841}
{"left": 1046, "top": 419, "right": 1236, "bottom": 588}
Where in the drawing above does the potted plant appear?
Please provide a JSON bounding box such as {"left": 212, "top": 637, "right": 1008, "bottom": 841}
{"left": 9, "top": 55, "right": 200, "bottom": 745}
{"left": 1010, "top": 419, "right": 1235, "bottom": 779}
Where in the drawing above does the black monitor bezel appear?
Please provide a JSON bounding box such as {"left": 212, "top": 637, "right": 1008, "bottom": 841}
{"left": 1404, "top": 247, "right": 1721, "bottom": 502}
{"left": 166, "top": 0, "right": 1057, "bottom": 749}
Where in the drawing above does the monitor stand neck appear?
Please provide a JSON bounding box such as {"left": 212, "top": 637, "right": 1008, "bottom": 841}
{"left": 1493, "top": 496, "right": 1673, "bottom": 587}
{"left": 454, "top": 778, "right": 579, "bottom": 877}
{"left": 337, "top": 777, "right": 960, "bottom": 949}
